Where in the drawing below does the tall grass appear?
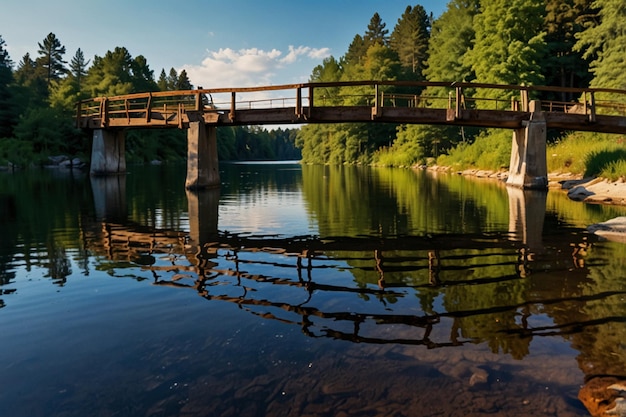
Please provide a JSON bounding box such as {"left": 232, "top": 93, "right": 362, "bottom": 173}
{"left": 436, "top": 129, "right": 511, "bottom": 171}
{"left": 547, "top": 132, "right": 626, "bottom": 179}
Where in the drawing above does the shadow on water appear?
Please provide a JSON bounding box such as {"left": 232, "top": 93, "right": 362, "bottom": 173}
{"left": 2, "top": 164, "right": 626, "bottom": 416}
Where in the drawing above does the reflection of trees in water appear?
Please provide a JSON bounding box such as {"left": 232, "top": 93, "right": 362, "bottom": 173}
{"left": 301, "top": 165, "right": 510, "bottom": 236}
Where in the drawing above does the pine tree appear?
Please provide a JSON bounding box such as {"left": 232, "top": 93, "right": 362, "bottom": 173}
{"left": 37, "top": 32, "right": 67, "bottom": 89}
{"left": 176, "top": 69, "right": 192, "bottom": 90}
{"left": 157, "top": 69, "right": 168, "bottom": 91}
{"left": 389, "top": 5, "right": 431, "bottom": 77}
{"left": 364, "top": 12, "right": 389, "bottom": 47}
{"left": 0, "top": 35, "right": 15, "bottom": 137}
{"left": 69, "top": 48, "right": 90, "bottom": 91}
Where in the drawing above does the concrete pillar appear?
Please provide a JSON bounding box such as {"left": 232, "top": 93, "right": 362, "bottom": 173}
{"left": 90, "top": 129, "right": 126, "bottom": 175}
{"left": 186, "top": 121, "right": 220, "bottom": 190}
{"left": 506, "top": 100, "right": 548, "bottom": 189}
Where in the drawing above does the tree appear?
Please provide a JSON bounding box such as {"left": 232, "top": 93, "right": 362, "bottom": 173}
{"left": 84, "top": 47, "right": 157, "bottom": 96}
{"left": 424, "top": 0, "right": 480, "bottom": 83}
{"left": 0, "top": 35, "right": 15, "bottom": 138}
{"left": 389, "top": 5, "right": 431, "bottom": 77}
{"left": 364, "top": 12, "right": 389, "bottom": 47}
{"left": 69, "top": 48, "right": 90, "bottom": 92}
{"left": 158, "top": 68, "right": 193, "bottom": 91}
{"left": 13, "top": 53, "right": 48, "bottom": 111}
{"left": 37, "top": 32, "right": 67, "bottom": 89}
{"left": 175, "top": 69, "right": 192, "bottom": 90}
{"left": 463, "top": 0, "right": 547, "bottom": 99}
{"left": 543, "top": 0, "right": 595, "bottom": 100}
{"left": 157, "top": 68, "right": 168, "bottom": 91}
{"left": 344, "top": 34, "right": 368, "bottom": 65}
{"left": 574, "top": 0, "right": 626, "bottom": 94}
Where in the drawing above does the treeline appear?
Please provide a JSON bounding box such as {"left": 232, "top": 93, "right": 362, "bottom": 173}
{"left": 0, "top": 35, "right": 300, "bottom": 167}
{"left": 297, "top": 0, "right": 625, "bottom": 167}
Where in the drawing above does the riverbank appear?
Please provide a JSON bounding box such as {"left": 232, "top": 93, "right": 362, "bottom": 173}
{"left": 424, "top": 165, "right": 626, "bottom": 206}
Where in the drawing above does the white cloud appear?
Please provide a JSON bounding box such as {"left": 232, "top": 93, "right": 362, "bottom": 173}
{"left": 181, "top": 45, "right": 331, "bottom": 90}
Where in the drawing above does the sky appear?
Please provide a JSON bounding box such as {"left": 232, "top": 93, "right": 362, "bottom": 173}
{"left": 0, "top": 0, "right": 447, "bottom": 90}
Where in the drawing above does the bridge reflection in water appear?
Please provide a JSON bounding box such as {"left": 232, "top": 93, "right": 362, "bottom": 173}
{"left": 84, "top": 175, "right": 626, "bottom": 416}
{"left": 85, "top": 174, "right": 593, "bottom": 347}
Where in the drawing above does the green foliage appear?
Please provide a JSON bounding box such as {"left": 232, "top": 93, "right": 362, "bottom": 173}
{"left": 464, "top": 0, "right": 547, "bottom": 97}
{"left": 543, "top": 0, "right": 593, "bottom": 98}
{"left": 12, "top": 106, "right": 85, "bottom": 161}
{"left": 0, "top": 137, "right": 34, "bottom": 167}
{"left": 84, "top": 47, "right": 158, "bottom": 97}
{"left": 546, "top": 131, "right": 626, "bottom": 177}
{"left": 389, "top": 5, "right": 431, "bottom": 77}
{"left": 423, "top": 0, "right": 479, "bottom": 83}
{"left": 574, "top": 0, "right": 626, "bottom": 94}
{"left": 584, "top": 148, "right": 626, "bottom": 178}
{"left": 437, "top": 129, "right": 511, "bottom": 170}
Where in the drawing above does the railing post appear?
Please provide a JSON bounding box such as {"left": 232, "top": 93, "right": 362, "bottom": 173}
{"left": 102, "top": 98, "right": 109, "bottom": 127}
{"left": 521, "top": 89, "right": 529, "bottom": 112}
{"left": 146, "top": 93, "right": 152, "bottom": 123}
{"left": 455, "top": 87, "right": 462, "bottom": 119}
{"left": 308, "top": 86, "right": 314, "bottom": 118}
{"left": 589, "top": 91, "right": 596, "bottom": 123}
{"left": 295, "top": 86, "right": 302, "bottom": 119}
{"left": 373, "top": 83, "right": 380, "bottom": 119}
{"left": 229, "top": 91, "right": 236, "bottom": 121}
{"left": 195, "top": 89, "right": 202, "bottom": 111}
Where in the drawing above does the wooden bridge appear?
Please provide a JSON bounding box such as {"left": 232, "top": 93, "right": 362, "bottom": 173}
{"left": 76, "top": 81, "right": 626, "bottom": 189}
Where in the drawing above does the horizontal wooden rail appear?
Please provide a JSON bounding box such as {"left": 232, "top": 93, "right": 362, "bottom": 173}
{"left": 75, "top": 80, "right": 626, "bottom": 134}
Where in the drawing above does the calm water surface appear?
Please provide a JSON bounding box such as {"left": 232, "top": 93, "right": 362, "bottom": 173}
{"left": 1, "top": 163, "right": 626, "bottom": 417}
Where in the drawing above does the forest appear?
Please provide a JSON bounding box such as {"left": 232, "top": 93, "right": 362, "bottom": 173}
{"left": 0, "top": 36, "right": 301, "bottom": 167}
{"left": 0, "top": 0, "right": 625, "bottom": 174}
{"left": 295, "top": 0, "right": 626, "bottom": 177}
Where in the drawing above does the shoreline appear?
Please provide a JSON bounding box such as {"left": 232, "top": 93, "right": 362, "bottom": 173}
{"left": 423, "top": 165, "right": 626, "bottom": 206}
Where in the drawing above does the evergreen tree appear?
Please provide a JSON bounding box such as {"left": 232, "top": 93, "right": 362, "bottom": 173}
{"left": 13, "top": 53, "right": 48, "bottom": 109}
{"left": 344, "top": 34, "right": 368, "bottom": 66}
{"left": 131, "top": 54, "right": 158, "bottom": 92}
{"left": 574, "top": 0, "right": 626, "bottom": 94}
{"left": 364, "top": 12, "right": 389, "bottom": 47}
{"left": 69, "top": 48, "right": 90, "bottom": 92}
{"left": 157, "top": 68, "right": 168, "bottom": 91}
{"left": 0, "top": 35, "right": 15, "bottom": 138}
{"left": 464, "top": 0, "right": 547, "bottom": 99}
{"left": 84, "top": 47, "right": 157, "bottom": 96}
{"left": 543, "top": 0, "right": 594, "bottom": 100}
{"left": 389, "top": 5, "right": 431, "bottom": 77}
{"left": 176, "top": 69, "right": 192, "bottom": 90}
{"left": 37, "top": 32, "right": 67, "bottom": 89}
{"left": 168, "top": 67, "right": 179, "bottom": 89}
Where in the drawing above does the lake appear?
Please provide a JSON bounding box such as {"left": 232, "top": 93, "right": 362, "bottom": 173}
{"left": 1, "top": 162, "right": 626, "bottom": 417}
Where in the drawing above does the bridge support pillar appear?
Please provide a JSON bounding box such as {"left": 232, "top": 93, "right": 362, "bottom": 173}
{"left": 506, "top": 100, "right": 547, "bottom": 190}
{"left": 90, "top": 129, "right": 126, "bottom": 175}
{"left": 186, "top": 121, "right": 220, "bottom": 190}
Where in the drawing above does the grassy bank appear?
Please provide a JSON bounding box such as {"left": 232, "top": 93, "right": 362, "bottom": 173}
{"left": 435, "top": 130, "right": 626, "bottom": 180}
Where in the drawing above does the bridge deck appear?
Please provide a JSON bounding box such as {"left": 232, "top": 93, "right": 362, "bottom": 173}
{"left": 76, "top": 81, "right": 626, "bottom": 134}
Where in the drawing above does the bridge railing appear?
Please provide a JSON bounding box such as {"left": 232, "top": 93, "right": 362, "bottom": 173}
{"left": 76, "top": 81, "right": 626, "bottom": 129}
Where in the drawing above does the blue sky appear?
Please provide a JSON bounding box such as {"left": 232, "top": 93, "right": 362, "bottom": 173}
{"left": 1, "top": 0, "right": 447, "bottom": 89}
